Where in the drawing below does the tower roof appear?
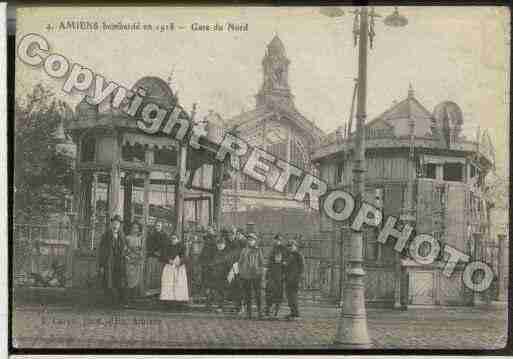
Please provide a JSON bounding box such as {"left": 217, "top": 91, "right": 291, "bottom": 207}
{"left": 268, "top": 35, "right": 286, "bottom": 57}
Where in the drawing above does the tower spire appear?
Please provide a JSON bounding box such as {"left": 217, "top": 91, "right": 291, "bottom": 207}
{"left": 408, "top": 83, "right": 415, "bottom": 98}
{"left": 256, "top": 35, "right": 294, "bottom": 108}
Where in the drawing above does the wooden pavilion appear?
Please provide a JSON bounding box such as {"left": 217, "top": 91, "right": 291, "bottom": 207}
{"left": 65, "top": 76, "right": 227, "bottom": 293}
{"left": 313, "top": 86, "right": 497, "bottom": 307}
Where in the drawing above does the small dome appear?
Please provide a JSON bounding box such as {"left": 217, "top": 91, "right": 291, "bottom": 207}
{"left": 433, "top": 101, "right": 464, "bottom": 126}
{"left": 268, "top": 35, "right": 286, "bottom": 56}
{"left": 131, "top": 76, "right": 177, "bottom": 110}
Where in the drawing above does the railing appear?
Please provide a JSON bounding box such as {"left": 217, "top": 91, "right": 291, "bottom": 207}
{"left": 13, "top": 223, "right": 343, "bottom": 302}
{"left": 14, "top": 223, "right": 73, "bottom": 244}
{"left": 13, "top": 223, "right": 73, "bottom": 288}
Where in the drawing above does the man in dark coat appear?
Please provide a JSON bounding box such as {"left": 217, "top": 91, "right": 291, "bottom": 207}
{"left": 98, "top": 215, "right": 128, "bottom": 308}
{"left": 147, "top": 221, "right": 168, "bottom": 256}
{"left": 224, "top": 226, "right": 237, "bottom": 250}
{"left": 264, "top": 234, "right": 287, "bottom": 318}
{"left": 199, "top": 225, "right": 218, "bottom": 307}
{"left": 284, "top": 239, "right": 304, "bottom": 320}
{"left": 238, "top": 233, "right": 265, "bottom": 319}
{"left": 208, "top": 237, "right": 235, "bottom": 312}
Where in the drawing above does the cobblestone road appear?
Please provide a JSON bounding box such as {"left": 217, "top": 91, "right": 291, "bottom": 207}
{"left": 12, "top": 304, "right": 508, "bottom": 350}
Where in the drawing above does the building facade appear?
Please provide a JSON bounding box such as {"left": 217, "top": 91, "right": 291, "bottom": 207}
{"left": 313, "top": 86, "right": 497, "bottom": 307}
{"left": 219, "top": 36, "right": 326, "bottom": 234}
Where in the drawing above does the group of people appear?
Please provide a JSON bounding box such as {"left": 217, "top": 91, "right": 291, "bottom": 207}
{"left": 200, "top": 226, "right": 304, "bottom": 320}
{"left": 97, "top": 215, "right": 304, "bottom": 320}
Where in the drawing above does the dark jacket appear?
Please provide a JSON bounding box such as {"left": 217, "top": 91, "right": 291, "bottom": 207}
{"left": 284, "top": 250, "right": 304, "bottom": 287}
{"left": 98, "top": 229, "right": 128, "bottom": 290}
{"left": 228, "top": 237, "right": 246, "bottom": 256}
{"left": 147, "top": 230, "right": 168, "bottom": 256}
{"left": 210, "top": 247, "right": 234, "bottom": 284}
{"left": 239, "top": 246, "right": 265, "bottom": 279}
{"left": 265, "top": 245, "right": 287, "bottom": 301}
{"left": 199, "top": 233, "right": 217, "bottom": 264}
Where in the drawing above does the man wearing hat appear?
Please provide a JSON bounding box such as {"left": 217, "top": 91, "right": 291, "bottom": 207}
{"left": 199, "top": 225, "right": 218, "bottom": 309}
{"left": 238, "top": 233, "right": 265, "bottom": 319}
{"left": 283, "top": 239, "right": 304, "bottom": 320}
{"left": 208, "top": 236, "right": 234, "bottom": 312}
{"left": 98, "top": 215, "right": 128, "bottom": 308}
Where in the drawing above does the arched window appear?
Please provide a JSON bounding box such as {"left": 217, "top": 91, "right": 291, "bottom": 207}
{"left": 289, "top": 139, "right": 308, "bottom": 194}
{"left": 290, "top": 139, "right": 308, "bottom": 170}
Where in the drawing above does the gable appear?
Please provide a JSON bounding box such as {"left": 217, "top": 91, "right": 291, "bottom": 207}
{"left": 367, "top": 118, "right": 394, "bottom": 130}
{"left": 370, "top": 97, "right": 435, "bottom": 138}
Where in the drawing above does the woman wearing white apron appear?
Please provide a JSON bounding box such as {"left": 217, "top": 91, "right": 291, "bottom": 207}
{"left": 159, "top": 234, "right": 189, "bottom": 310}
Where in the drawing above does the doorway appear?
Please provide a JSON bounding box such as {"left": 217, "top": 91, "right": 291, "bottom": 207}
{"left": 409, "top": 271, "right": 435, "bottom": 305}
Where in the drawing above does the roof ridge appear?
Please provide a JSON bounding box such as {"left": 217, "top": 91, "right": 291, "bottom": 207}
{"left": 409, "top": 96, "right": 434, "bottom": 118}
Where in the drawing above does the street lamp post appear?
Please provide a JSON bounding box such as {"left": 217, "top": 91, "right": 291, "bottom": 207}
{"left": 335, "top": 7, "right": 371, "bottom": 348}
{"left": 321, "top": 6, "right": 408, "bottom": 348}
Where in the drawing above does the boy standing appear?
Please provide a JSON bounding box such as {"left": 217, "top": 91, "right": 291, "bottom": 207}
{"left": 238, "top": 233, "right": 265, "bottom": 319}
{"left": 284, "top": 239, "right": 304, "bottom": 320}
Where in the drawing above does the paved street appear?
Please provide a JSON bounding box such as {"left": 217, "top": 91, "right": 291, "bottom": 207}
{"left": 12, "top": 302, "right": 508, "bottom": 350}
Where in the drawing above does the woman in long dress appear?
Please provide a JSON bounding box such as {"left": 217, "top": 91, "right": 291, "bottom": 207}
{"left": 146, "top": 221, "right": 168, "bottom": 295}
{"left": 159, "top": 234, "right": 189, "bottom": 309}
{"left": 125, "top": 221, "right": 144, "bottom": 304}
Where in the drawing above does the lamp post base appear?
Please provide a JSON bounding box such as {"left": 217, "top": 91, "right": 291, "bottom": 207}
{"left": 333, "top": 316, "right": 372, "bottom": 349}
{"left": 334, "top": 269, "right": 371, "bottom": 348}
{"left": 334, "top": 314, "right": 371, "bottom": 348}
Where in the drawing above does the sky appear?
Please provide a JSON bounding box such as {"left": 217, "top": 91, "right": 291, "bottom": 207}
{"left": 15, "top": 6, "right": 510, "bottom": 174}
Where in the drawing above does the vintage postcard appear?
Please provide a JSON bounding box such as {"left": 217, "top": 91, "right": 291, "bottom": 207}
{"left": 11, "top": 5, "right": 510, "bottom": 351}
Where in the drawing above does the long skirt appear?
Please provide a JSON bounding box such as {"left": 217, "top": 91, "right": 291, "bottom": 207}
{"left": 160, "top": 264, "right": 189, "bottom": 302}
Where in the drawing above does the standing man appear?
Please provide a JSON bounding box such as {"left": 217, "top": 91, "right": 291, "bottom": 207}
{"left": 230, "top": 229, "right": 247, "bottom": 315}
{"left": 226, "top": 226, "right": 238, "bottom": 250}
{"left": 264, "top": 234, "right": 287, "bottom": 318}
{"left": 209, "top": 237, "right": 233, "bottom": 312}
{"left": 284, "top": 239, "right": 304, "bottom": 320}
{"left": 98, "top": 215, "right": 128, "bottom": 308}
{"left": 238, "top": 233, "right": 265, "bottom": 319}
{"left": 199, "top": 225, "right": 218, "bottom": 309}
{"left": 147, "top": 221, "right": 168, "bottom": 256}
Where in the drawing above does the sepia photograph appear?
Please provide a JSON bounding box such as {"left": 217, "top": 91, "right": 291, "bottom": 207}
{"left": 10, "top": 5, "right": 510, "bottom": 351}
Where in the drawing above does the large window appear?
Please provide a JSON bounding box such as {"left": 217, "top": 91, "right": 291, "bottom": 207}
{"left": 290, "top": 139, "right": 307, "bottom": 169}
{"left": 154, "top": 148, "right": 177, "bottom": 166}
{"left": 289, "top": 139, "right": 308, "bottom": 195}
{"left": 121, "top": 143, "right": 145, "bottom": 162}
{"left": 443, "top": 163, "right": 463, "bottom": 182}
{"left": 267, "top": 141, "right": 287, "bottom": 161}
{"left": 422, "top": 163, "right": 437, "bottom": 179}
{"left": 81, "top": 137, "right": 96, "bottom": 162}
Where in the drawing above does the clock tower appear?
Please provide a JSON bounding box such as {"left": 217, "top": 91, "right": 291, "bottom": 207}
{"left": 256, "top": 35, "right": 294, "bottom": 108}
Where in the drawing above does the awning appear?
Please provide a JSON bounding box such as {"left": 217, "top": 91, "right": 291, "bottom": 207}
{"left": 122, "top": 132, "right": 178, "bottom": 149}
{"left": 421, "top": 154, "right": 466, "bottom": 165}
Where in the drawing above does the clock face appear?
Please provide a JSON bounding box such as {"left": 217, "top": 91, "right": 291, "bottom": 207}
{"left": 266, "top": 125, "right": 287, "bottom": 144}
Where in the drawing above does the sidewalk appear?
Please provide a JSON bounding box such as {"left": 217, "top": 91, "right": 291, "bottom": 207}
{"left": 12, "top": 299, "right": 508, "bottom": 350}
